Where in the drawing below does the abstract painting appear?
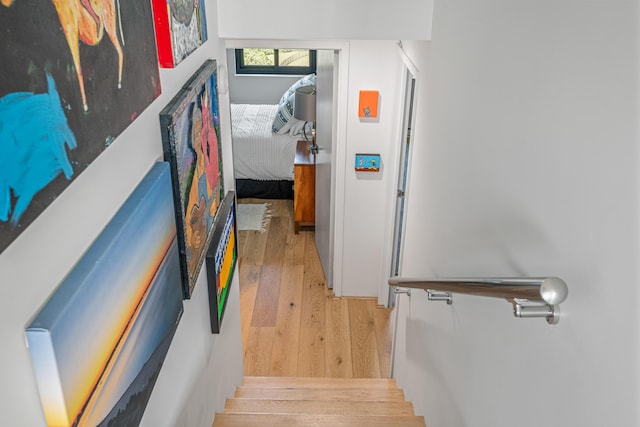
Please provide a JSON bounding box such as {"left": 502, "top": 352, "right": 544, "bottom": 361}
{"left": 0, "top": 0, "right": 161, "bottom": 254}
{"left": 160, "top": 59, "right": 223, "bottom": 298}
{"left": 152, "top": 0, "right": 208, "bottom": 68}
{"left": 25, "top": 162, "right": 183, "bottom": 427}
{"left": 205, "top": 191, "right": 237, "bottom": 334}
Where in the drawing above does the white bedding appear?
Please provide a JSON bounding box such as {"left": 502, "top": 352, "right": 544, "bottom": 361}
{"left": 231, "top": 104, "right": 298, "bottom": 181}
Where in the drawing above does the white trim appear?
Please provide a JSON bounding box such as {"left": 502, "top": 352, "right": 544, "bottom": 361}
{"left": 377, "top": 43, "right": 421, "bottom": 306}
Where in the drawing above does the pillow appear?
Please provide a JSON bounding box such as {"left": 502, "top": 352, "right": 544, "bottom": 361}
{"left": 278, "top": 73, "right": 316, "bottom": 107}
{"left": 272, "top": 74, "right": 316, "bottom": 134}
{"left": 271, "top": 95, "right": 297, "bottom": 134}
{"left": 288, "top": 120, "right": 312, "bottom": 137}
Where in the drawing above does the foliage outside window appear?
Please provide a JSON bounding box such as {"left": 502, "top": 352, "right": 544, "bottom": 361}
{"left": 235, "top": 48, "right": 317, "bottom": 75}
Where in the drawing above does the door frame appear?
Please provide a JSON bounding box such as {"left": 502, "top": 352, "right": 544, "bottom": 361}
{"left": 225, "top": 39, "right": 350, "bottom": 297}
{"left": 378, "top": 44, "right": 420, "bottom": 306}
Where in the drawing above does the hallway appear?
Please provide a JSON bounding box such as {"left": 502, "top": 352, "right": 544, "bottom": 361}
{"left": 237, "top": 199, "right": 394, "bottom": 378}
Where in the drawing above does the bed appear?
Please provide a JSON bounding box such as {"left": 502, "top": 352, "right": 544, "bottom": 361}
{"left": 230, "top": 73, "right": 316, "bottom": 200}
{"left": 231, "top": 103, "right": 299, "bottom": 199}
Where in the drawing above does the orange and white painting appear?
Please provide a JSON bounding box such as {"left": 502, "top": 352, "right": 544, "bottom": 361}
{"left": 26, "top": 163, "right": 183, "bottom": 427}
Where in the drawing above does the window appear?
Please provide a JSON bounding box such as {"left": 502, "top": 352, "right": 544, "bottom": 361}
{"left": 235, "top": 48, "right": 317, "bottom": 75}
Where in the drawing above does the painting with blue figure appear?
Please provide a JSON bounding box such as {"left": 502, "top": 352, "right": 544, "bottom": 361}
{"left": 0, "top": 74, "right": 77, "bottom": 226}
{"left": 25, "top": 162, "right": 183, "bottom": 427}
{"left": 0, "top": 0, "right": 161, "bottom": 253}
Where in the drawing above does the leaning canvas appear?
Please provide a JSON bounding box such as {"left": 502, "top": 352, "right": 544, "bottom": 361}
{"left": 206, "top": 191, "right": 238, "bottom": 333}
{"left": 159, "top": 59, "right": 224, "bottom": 298}
{"left": 0, "top": 0, "right": 161, "bottom": 254}
{"left": 25, "top": 162, "right": 183, "bottom": 427}
{"left": 152, "top": 0, "right": 208, "bottom": 68}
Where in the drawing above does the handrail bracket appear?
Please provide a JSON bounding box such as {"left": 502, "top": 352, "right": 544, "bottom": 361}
{"left": 427, "top": 290, "right": 453, "bottom": 305}
{"left": 393, "top": 287, "right": 412, "bottom": 297}
{"left": 510, "top": 298, "right": 559, "bottom": 325}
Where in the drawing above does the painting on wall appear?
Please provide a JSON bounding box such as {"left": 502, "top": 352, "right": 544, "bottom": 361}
{"left": 205, "top": 191, "right": 237, "bottom": 334}
{"left": 159, "top": 59, "right": 223, "bottom": 298}
{"left": 25, "top": 162, "right": 183, "bottom": 427}
{"left": 152, "top": 0, "right": 208, "bottom": 68}
{"left": 0, "top": 0, "right": 161, "bottom": 255}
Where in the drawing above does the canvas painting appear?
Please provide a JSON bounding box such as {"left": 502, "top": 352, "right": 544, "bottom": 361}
{"left": 159, "top": 59, "right": 223, "bottom": 298}
{"left": 25, "top": 162, "right": 183, "bottom": 427}
{"left": 205, "top": 191, "right": 237, "bottom": 334}
{"left": 0, "top": 0, "right": 161, "bottom": 255}
{"left": 152, "top": 0, "right": 208, "bottom": 68}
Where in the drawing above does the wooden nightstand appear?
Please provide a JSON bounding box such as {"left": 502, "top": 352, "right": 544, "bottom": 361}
{"left": 294, "top": 140, "right": 315, "bottom": 233}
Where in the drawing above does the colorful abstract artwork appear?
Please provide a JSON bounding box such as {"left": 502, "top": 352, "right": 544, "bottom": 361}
{"left": 160, "top": 59, "right": 223, "bottom": 298}
{"left": 0, "top": 0, "right": 161, "bottom": 254}
{"left": 25, "top": 162, "right": 183, "bottom": 427}
{"left": 152, "top": 0, "right": 208, "bottom": 68}
{"left": 205, "top": 191, "right": 237, "bottom": 334}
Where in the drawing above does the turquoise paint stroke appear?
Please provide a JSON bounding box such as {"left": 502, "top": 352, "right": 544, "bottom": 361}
{"left": 0, "top": 74, "right": 77, "bottom": 226}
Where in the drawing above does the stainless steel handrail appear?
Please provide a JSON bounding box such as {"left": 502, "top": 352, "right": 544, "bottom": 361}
{"left": 388, "top": 277, "right": 568, "bottom": 324}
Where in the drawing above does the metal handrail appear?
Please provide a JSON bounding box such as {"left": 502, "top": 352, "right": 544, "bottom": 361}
{"left": 389, "top": 276, "right": 568, "bottom": 324}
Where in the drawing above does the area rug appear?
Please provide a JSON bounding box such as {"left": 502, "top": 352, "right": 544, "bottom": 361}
{"left": 237, "top": 203, "right": 271, "bottom": 232}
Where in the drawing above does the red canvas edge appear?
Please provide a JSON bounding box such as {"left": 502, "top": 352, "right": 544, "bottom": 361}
{"left": 151, "top": 0, "right": 175, "bottom": 68}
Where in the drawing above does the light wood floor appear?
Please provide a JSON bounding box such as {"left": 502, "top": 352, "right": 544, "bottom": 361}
{"left": 237, "top": 198, "right": 394, "bottom": 378}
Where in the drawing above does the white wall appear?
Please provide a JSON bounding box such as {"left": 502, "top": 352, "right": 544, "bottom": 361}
{"left": 218, "top": 0, "right": 433, "bottom": 41}
{"left": 0, "top": 1, "right": 243, "bottom": 425}
{"left": 394, "top": 1, "right": 639, "bottom": 426}
{"left": 337, "top": 40, "right": 405, "bottom": 297}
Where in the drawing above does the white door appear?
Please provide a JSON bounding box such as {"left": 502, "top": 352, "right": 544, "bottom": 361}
{"left": 314, "top": 49, "right": 336, "bottom": 288}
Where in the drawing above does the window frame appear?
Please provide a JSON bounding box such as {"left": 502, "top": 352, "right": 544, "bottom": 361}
{"left": 235, "top": 48, "right": 317, "bottom": 75}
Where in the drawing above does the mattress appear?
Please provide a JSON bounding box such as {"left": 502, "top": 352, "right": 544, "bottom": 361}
{"left": 231, "top": 104, "right": 298, "bottom": 181}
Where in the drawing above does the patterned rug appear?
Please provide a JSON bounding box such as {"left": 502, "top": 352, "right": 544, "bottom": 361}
{"left": 236, "top": 203, "right": 271, "bottom": 232}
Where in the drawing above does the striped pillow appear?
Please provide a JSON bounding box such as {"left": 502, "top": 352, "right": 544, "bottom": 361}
{"left": 272, "top": 74, "right": 316, "bottom": 134}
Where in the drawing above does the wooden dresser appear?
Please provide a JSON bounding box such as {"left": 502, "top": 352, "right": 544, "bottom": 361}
{"left": 294, "top": 140, "right": 315, "bottom": 233}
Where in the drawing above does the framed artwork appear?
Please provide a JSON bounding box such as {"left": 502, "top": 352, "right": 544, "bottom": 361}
{"left": 159, "top": 59, "right": 223, "bottom": 298}
{"left": 25, "top": 162, "right": 183, "bottom": 427}
{"left": 358, "top": 90, "right": 379, "bottom": 118}
{"left": 205, "top": 191, "right": 238, "bottom": 334}
{"left": 355, "top": 153, "right": 381, "bottom": 172}
{"left": 0, "top": 0, "right": 161, "bottom": 255}
{"left": 152, "top": 0, "right": 208, "bottom": 68}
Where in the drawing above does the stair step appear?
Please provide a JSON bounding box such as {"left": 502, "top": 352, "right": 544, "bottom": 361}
{"left": 224, "top": 398, "right": 415, "bottom": 416}
{"left": 213, "top": 413, "right": 427, "bottom": 426}
{"left": 234, "top": 385, "right": 405, "bottom": 401}
{"left": 242, "top": 376, "right": 398, "bottom": 389}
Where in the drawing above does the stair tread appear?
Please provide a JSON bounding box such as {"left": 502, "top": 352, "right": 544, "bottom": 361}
{"left": 213, "top": 412, "right": 426, "bottom": 426}
{"left": 234, "top": 386, "right": 405, "bottom": 401}
{"left": 242, "top": 376, "right": 397, "bottom": 389}
{"left": 225, "top": 398, "right": 415, "bottom": 416}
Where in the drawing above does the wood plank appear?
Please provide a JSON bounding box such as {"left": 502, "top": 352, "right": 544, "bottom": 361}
{"left": 373, "top": 303, "right": 394, "bottom": 378}
{"left": 269, "top": 264, "right": 304, "bottom": 376}
{"left": 250, "top": 264, "right": 282, "bottom": 327}
{"left": 349, "top": 299, "right": 381, "bottom": 378}
{"left": 242, "top": 376, "right": 397, "bottom": 389}
{"left": 224, "top": 398, "right": 415, "bottom": 416}
{"left": 239, "top": 262, "right": 260, "bottom": 353}
{"left": 263, "top": 216, "right": 287, "bottom": 264}
{"left": 325, "top": 297, "right": 354, "bottom": 378}
{"left": 296, "top": 325, "right": 325, "bottom": 377}
{"left": 243, "top": 327, "right": 275, "bottom": 376}
{"left": 213, "top": 413, "right": 426, "bottom": 427}
{"left": 233, "top": 386, "right": 405, "bottom": 402}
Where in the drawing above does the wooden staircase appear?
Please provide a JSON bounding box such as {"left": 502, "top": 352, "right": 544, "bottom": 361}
{"left": 212, "top": 376, "right": 426, "bottom": 426}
